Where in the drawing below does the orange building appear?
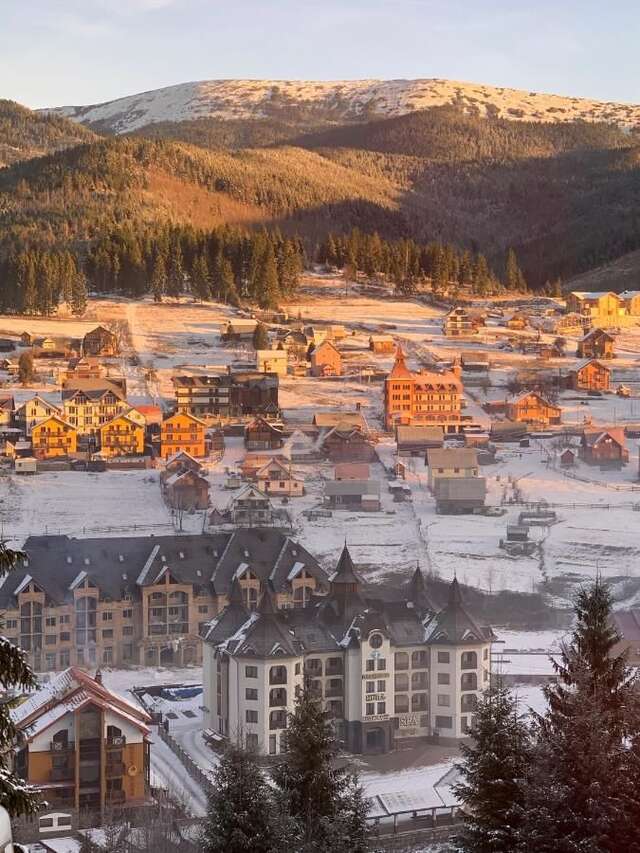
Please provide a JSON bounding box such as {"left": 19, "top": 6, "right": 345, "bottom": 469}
{"left": 11, "top": 667, "right": 151, "bottom": 814}
{"left": 506, "top": 391, "right": 562, "bottom": 426}
{"left": 99, "top": 413, "right": 145, "bottom": 457}
{"left": 570, "top": 359, "right": 611, "bottom": 392}
{"left": 310, "top": 340, "right": 342, "bottom": 377}
{"left": 32, "top": 415, "right": 78, "bottom": 459}
{"left": 160, "top": 411, "right": 206, "bottom": 459}
{"left": 384, "top": 345, "right": 462, "bottom": 432}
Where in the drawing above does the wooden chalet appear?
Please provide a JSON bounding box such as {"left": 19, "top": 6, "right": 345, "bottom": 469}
{"left": 580, "top": 428, "right": 629, "bottom": 466}
{"left": 577, "top": 329, "right": 615, "bottom": 360}
{"left": 310, "top": 340, "right": 342, "bottom": 377}
{"left": 320, "top": 425, "right": 377, "bottom": 463}
{"left": 82, "top": 326, "right": 119, "bottom": 357}
{"left": 244, "top": 416, "right": 284, "bottom": 451}
{"left": 569, "top": 359, "right": 611, "bottom": 392}
{"left": 164, "top": 469, "right": 210, "bottom": 510}
{"left": 506, "top": 391, "right": 561, "bottom": 426}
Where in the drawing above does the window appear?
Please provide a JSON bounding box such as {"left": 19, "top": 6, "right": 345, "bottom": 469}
{"left": 45, "top": 653, "right": 56, "bottom": 669}
{"left": 412, "top": 671, "right": 428, "bottom": 690}
{"left": 245, "top": 710, "right": 258, "bottom": 723}
{"left": 45, "top": 617, "right": 56, "bottom": 627}
{"left": 6, "top": 620, "right": 16, "bottom": 630}
{"left": 412, "top": 692, "right": 427, "bottom": 711}
{"left": 20, "top": 600, "right": 43, "bottom": 652}
{"left": 437, "top": 673, "right": 450, "bottom": 685}
{"left": 461, "top": 673, "right": 478, "bottom": 691}
{"left": 369, "top": 632, "right": 383, "bottom": 649}
{"left": 377, "top": 702, "right": 386, "bottom": 714}
{"left": 411, "top": 650, "right": 428, "bottom": 669}
{"left": 102, "top": 629, "right": 113, "bottom": 639}
{"left": 245, "top": 688, "right": 258, "bottom": 700}
{"left": 60, "top": 615, "right": 70, "bottom": 625}
{"left": 246, "top": 733, "right": 258, "bottom": 750}
{"left": 103, "top": 647, "right": 113, "bottom": 665}
{"left": 123, "top": 626, "right": 133, "bottom": 636}
{"left": 437, "top": 694, "right": 450, "bottom": 707}
{"left": 295, "top": 662, "right": 301, "bottom": 675}
{"left": 461, "top": 651, "right": 478, "bottom": 669}
{"left": 435, "top": 715, "right": 453, "bottom": 729}
{"left": 59, "top": 650, "right": 70, "bottom": 667}
{"left": 366, "top": 681, "right": 375, "bottom": 694}
{"left": 366, "top": 660, "right": 375, "bottom": 672}
{"left": 306, "top": 658, "right": 322, "bottom": 675}
{"left": 102, "top": 611, "right": 113, "bottom": 621}
{"left": 245, "top": 665, "right": 258, "bottom": 679}
{"left": 269, "top": 735, "right": 277, "bottom": 755}
{"left": 365, "top": 703, "right": 375, "bottom": 716}
{"left": 437, "top": 651, "right": 450, "bottom": 664}
{"left": 394, "top": 694, "right": 409, "bottom": 714}
{"left": 377, "top": 658, "right": 386, "bottom": 671}
{"left": 60, "top": 632, "right": 70, "bottom": 642}
{"left": 394, "top": 652, "right": 409, "bottom": 670}
{"left": 45, "top": 635, "right": 56, "bottom": 645}
{"left": 377, "top": 680, "right": 386, "bottom": 693}
{"left": 75, "top": 596, "right": 97, "bottom": 646}
{"left": 395, "top": 673, "right": 409, "bottom": 692}
{"left": 123, "top": 609, "right": 132, "bottom": 619}
{"left": 198, "top": 606, "right": 208, "bottom": 614}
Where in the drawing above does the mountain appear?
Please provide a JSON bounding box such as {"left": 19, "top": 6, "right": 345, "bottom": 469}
{"left": 43, "top": 78, "right": 640, "bottom": 136}
{"left": 0, "top": 99, "right": 95, "bottom": 167}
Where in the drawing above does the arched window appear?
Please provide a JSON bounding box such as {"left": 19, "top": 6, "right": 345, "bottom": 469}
{"left": 269, "top": 666, "right": 287, "bottom": 685}
{"left": 461, "top": 673, "right": 478, "bottom": 691}
{"left": 269, "top": 710, "right": 287, "bottom": 730}
{"left": 461, "top": 694, "right": 478, "bottom": 713}
{"left": 269, "top": 688, "right": 287, "bottom": 707}
{"left": 461, "top": 651, "right": 478, "bottom": 670}
{"left": 293, "top": 585, "right": 313, "bottom": 608}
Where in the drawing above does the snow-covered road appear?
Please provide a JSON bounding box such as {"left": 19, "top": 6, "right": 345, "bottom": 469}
{"left": 149, "top": 730, "right": 208, "bottom": 817}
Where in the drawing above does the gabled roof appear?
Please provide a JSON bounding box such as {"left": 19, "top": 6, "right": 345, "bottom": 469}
{"left": 580, "top": 328, "right": 615, "bottom": 342}
{"left": 573, "top": 358, "right": 610, "bottom": 373}
{"left": 32, "top": 414, "right": 75, "bottom": 432}
{"left": 509, "top": 390, "right": 560, "bottom": 410}
{"left": 163, "top": 410, "right": 207, "bottom": 427}
{"left": 17, "top": 394, "right": 62, "bottom": 413}
{"left": 427, "top": 447, "right": 478, "bottom": 469}
{"left": 61, "top": 380, "right": 126, "bottom": 402}
{"left": 11, "top": 667, "right": 151, "bottom": 742}
{"left": 99, "top": 412, "right": 141, "bottom": 431}
{"left": 387, "top": 345, "right": 413, "bottom": 380}
{"left": 312, "top": 339, "right": 341, "bottom": 357}
{"left": 582, "top": 427, "right": 626, "bottom": 449}
{"left": 396, "top": 426, "right": 444, "bottom": 445}
{"left": 255, "top": 457, "right": 296, "bottom": 480}
{"left": 229, "top": 584, "right": 300, "bottom": 657}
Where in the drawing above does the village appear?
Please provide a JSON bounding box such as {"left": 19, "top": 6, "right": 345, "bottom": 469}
{"left": 4, "top": 275, "right": 640, "bottom": 848}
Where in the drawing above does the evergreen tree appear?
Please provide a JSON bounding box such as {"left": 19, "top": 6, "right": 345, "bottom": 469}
{"left": 150, "top": 253, "right": 167, "bottom": 303}
{"left": 505, "top": 248, "right": 527, "bottom": 292}
{"left": 191, "top": 252, "right": 211, "bottom": 302}
{"left": 203, "top": 741, "right": 287, "bottom": 853}
{"left": 0, "top": 541, "right": 41, "bottom": 816}
{"left": 257, "top": 244, "right": 280, "bottom": 309}
{"left": 519, "top": 579, "right": 640, "bottom": 853}
{"left": 70, "top": 270, "right": 88, "bottom": 316}
{"left": 166, "top": 241, "right": 184, "bottom": 300}
{"left": 272, "top": 679, "right": 369, "bottom": 853}
{"left": 252, "top": 322, "right": 269, "bottom": 351}
{"left": 454, "top": 681, "right": 531, "bottom": 853}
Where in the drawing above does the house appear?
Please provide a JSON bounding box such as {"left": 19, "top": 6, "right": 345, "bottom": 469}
{"left": 11, "top": 667, "right": 151, "bottom": 814}
{"left": 20, "top": 331, "right": 33, "bottom": 346}
{"left": 256, "top": 349, "right": 288, "bottom": 377}
{"left": 31, "top": 415, "right": 78, "bottom": 459}
{"left": 279, "top": 330, "right": 309, "bottom": 360}
{"left": 304, "top": 326, "right": 327, "bottom": 347}
{"left": 310, "top": 340, "right": 342, "bottom": 377}
{"left": 569, "top": 359, "right": 611, "bottom": 392}
{"left": 0, "top": 338, "right": 15, "bottom": 352}
{"left": 164, "top": 469, "right": 209, "bottom": 510}
{"left": 384, "top": 346, "right": 463, "bottom": 432}
{"left": 369, "top": 335, "right": 396, "bottom": 354}
{"left": 566, "top": 291, "right": 625, "bottom": 326}
{"left": 560, "top": 448, "right": 576, "bottom": 467}
{"left": 490, "top": 421, "right": 528, "bottom": 442}
{"left": 174, "top": 371, "right": 279, "bottom": 421}
{"left": 16, "top": 395, "right": 62, "bottom": 435}
{"left": 0, "top": 395, "right": 14, "bottom": 428}
{"left": 164, "top": 450, "right": 203, "bottom": 477}
{"left": 312, "top": 411, "right": 368, "bottom": 432}
{"left": 443, "top": 307, "right": 478, "bottom": 337}
{"left": 135, "top": 404, "right": 163, "bottom": 430}
{"left": 434, "top": 477, "right": 487, "bottom": 514}
{"left": 255, "top": 457, "right": 305, "bottom": 496}
{"left": 0, "top": 531, "right": 327, "bottom": 671}
{"left": 320, "top": 425, "right": 377, "bottom": 463}
{"left": 99, "top": 413, "right": 145, "bottom": 457}
{"left": 577, "top": 328, "right": 615, "bottom": 360}
{"left": 329, "top": 324, "right": 347, "bottom": 341}
{"left": 324, "top": 479, "right": 381, "bottom": 511}
{"left": 82, "top": 325, "right": 118, "bottom": 357}
{"left": 64, "top": 356, "right": 105, "bottom": 381}
{"left": 34, "top": 336, "right": 79, "bottom": 359}
{"left": 580, "top": 428, "right": 629, "bottom": 466}
{"left": 221, "top": 319, "right": 258, "bottom": 341}
{"left": 334, "top": 462, "right": 370, "bottom": 480}
{"left": 161, "top": 411, "right": 207, "bottom": 459}
{"left": 620, "top": 290, "right": 640, "bottom": 316}
{"left": 245, "top": 415, "right": 284, "bottom": 450}
{"left": 0, "top": 358, "right": 19, "bottom": 377}
{"left": 426, "top": 448, "right": 479, "bottom": 490}
{"left": 461, "top": 351, "right": 490, "bottom": 372}
{"left": 396, "top": 425, "right": 444, "bottom": 457}
{"left": 202, "top": 551, "right": 494, "bottom": 754}
{"left": 282, "top": 429, "right": 320, "bottom": 462}
{"left": 62, "top": 380, "right": 129, "bottom": 435}
{"left": 506, "top": 391, "right": 561, "bottom": 426}
{"left": 4, "top": 439, "right": 32, "bottom": 459}
{"left": 230, "top": 485, "right": 274, "bottom": 526}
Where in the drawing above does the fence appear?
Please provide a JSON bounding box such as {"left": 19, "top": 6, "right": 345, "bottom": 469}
{"left": 157, "top": 723, "right": 214, "bottom": 797}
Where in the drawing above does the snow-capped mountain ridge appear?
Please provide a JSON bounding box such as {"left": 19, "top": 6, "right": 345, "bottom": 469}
{"left": 43, "top": 78, "right": 640, "bottom": 135}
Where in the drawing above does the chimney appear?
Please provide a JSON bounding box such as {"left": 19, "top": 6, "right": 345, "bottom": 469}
{"left": 95, "top": 668, "right": 102, "bottom": 685}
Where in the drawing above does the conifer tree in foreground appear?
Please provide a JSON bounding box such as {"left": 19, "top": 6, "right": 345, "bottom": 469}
{"left": 252, "top": 322, "right": 269, "bottom": 351}
{"left": 203, "top": 740, "right": 287, "bottom": 853}
{"left": 271, "top": 679, "right": 369, "bottom": 853}
{"left": 453, "top": 680, "right": 531, "bottom": 853}
{"left": 519, "top": 579, "right": 640, "bottom": 853}
{"left": 0, "top": 542, "right": 41, "bottom": 815}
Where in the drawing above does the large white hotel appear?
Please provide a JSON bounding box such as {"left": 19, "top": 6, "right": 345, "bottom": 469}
{"left": 202, "top": 546, "right": 494, "bottom": 755}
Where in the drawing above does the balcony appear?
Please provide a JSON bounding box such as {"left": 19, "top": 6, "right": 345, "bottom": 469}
{"left": 50, "top": 766, "right": 74, "bottom": 782}
{"left": 325, "top": 684, "right": 343, "bottom": 698}
{"left": 106, "top": 762, "right": 125, "bottom": 778}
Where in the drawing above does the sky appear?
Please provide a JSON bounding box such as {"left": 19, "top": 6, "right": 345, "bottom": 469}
{"left": 2, "top": 0, "right": 639, "bottom": 109}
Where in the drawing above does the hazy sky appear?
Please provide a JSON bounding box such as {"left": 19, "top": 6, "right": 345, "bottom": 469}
{"left": 2, "top": 0, "right": 639, "bottom": 108}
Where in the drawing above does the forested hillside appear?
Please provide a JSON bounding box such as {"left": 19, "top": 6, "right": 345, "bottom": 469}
{"left": 0, "top": 100, "right": 96, "bottom": 167}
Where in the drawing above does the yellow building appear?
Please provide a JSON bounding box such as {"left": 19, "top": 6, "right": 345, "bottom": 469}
{"left": 161, "top": 411, "right": 207, "bottom": 459}
{"left": 32, "top": 415, "right": 77, "bottom": 459}
{"left": 566, "top": 291, "right": 626, "bottom": 326}
{"left": 99, "top": 413, "right": 145, "bottom": 457}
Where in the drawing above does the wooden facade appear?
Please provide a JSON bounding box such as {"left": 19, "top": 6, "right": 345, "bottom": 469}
{"left": 310, "top": 340, "right": 342, "bottom": 377}
{"left": 32, "top": 415, "right": 77, "bottom": 459}
{"left": 569, "top": 359, "right": 611, "bottom": 392}
{"left": 99, "top": 414, "right": 145, "bottom": 457}
{"left": 506, "top": 392, "right": 561, "bottom": 426}
{"left": 576, "top": 329, "right": 615, "bottom": 360}
{"left": 160, "top": 411, "right": 206, "bottom": 459}
{"left": 82, "top": 326, "right": 119, "bottom": 357}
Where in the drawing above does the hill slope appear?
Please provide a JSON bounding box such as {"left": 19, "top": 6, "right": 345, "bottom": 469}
{"left": 44, "top": 78, "right": 640, "bottom": 135}
{"left": 0, "top": 100, "right": 96, "bottom": 167}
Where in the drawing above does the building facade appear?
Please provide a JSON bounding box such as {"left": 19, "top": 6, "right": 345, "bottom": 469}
{"left": 11, "top": 668, "right": 150, "bottom": 814}
{"left": 310, "top": 341, "right": 342, "bottom": 377}
{"left": 577, "top": 329, "right": 615, "bottom": 360}
{"left": 203, "top": 549, "right": 494, "bottom": 755}
{"left": 506, "top": 391, "right": 561, "bottom": 426}
{"left": 99, "top": 413, "right": 145, "bottom": 457}
{"left": 32, "top": 415, "right": 78, "bottom": 459}
{"left": 82, "top": 326, "right": 119, "bottom": 357}
{"left": 62, "top": 382, "right": 129, "bottom": 436}
{"left": 384, "top": 346, "right": 463, "bottom": 432}
{"left": 569, "top": 359, "right": 611, "bottom": 392}
{"left": 174, "top": 372, "right": 279, "bottom": 422}
{"left": 160, "top": 411, "right": 207, "bottom": 459}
